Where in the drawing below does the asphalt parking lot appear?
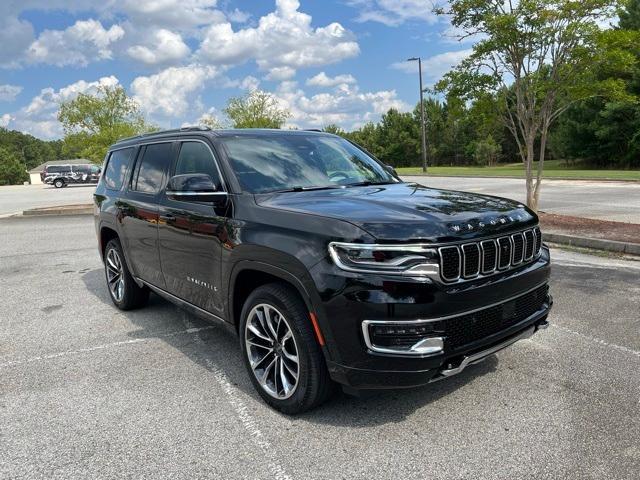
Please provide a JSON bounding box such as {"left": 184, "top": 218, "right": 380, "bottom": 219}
{"left": 1, "top": 215, "right": 639, "bottom": 479}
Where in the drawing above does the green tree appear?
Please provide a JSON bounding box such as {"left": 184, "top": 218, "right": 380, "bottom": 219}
{"left": 58, "top": 85, "right": 152, "bottom": 162}
{"left": 436, "top": 0, "right": 632, "bottom": 210}
{"left": 0, "top": 147, "right": 28, "bottom": 185}
{"left": 0, "top": 128, "right": 60, "bottom": 170}
{"left": 224, "top": 90, "right": 290, "bottom": 129}
{"left": 551, "top": 0, "right": 640, "bottom": 168}
{"left": 473, "top": 135, "right": 501, "bottom": 166}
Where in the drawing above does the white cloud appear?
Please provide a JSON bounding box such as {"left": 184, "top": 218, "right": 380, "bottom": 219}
{"left": 118, "top": 0, "right": 224, "bottom": 30}
{"left": 1, "top": 114, "right": 12, "bottom": 128}
{"left": 27, "top": 19, "right": 124, "bottom": 67}
{"left": 265, "top": 67, "right": 297, "bottom": 81}
{"left": 306, "top": 72, "right": 356, "bottom": 87}
{"left": 275, "top": 80, "right": 409, "bottom": 129}
{"left": 0, "top": 17, "right": 34, "bottom": 67}
{"left": 391, "top": 49, "right": 472, "bottom": 83}
{"left": 197, "top": 0, "right": 359, "bottom": 73}
{"left": 227, "top": 8, "right": 251, "bottom": 24}
{"left": 0, "top": 84, "right": 23, "bottom": 102}
{"left": 348, "top": 0, "right": 438, "bottom": 26}
{"left": 7, "top": 76, "right": 120, "bottom": 139}
{"left": 127, "top": 29, "right": 190, "bottom": 65}
{"left": 240, "top": 76, "right": 261, "bottom": 91}
{"left": 131, "top": 65, "right": 220, "bottom": 117}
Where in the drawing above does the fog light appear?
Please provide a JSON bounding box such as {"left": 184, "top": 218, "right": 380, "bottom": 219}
{"left": 363, "top": 321, "right": 445, "bottom": 356}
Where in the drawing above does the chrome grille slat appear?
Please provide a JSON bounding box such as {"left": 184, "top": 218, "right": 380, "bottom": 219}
{"left": 511, "top": 233, "right": 524, "bottom": 265}
{"left": 461, "top": 243, "right": 480, "bottom": 278}
{"left": 439, "top": 227, "right": 542, "bottom": 283}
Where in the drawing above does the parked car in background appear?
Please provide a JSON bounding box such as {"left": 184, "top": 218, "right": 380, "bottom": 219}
{"left": 43, "top": 163, "right": 101, "bottom": 188}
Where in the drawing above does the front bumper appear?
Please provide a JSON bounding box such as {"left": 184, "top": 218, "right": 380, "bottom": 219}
{"left": 311, "top": 246, "right": 552, "bottom": 389}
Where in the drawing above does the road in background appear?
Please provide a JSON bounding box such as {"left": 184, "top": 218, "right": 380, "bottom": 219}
{"left": 0, "top": 184, "right": 95, "bottom": 216}
{"left": 403, "top": 176, "right": 640, "bottom": 223}
{"left": 1, "top": 215, "right": 639, "bottom": 479}
{"left": 2, "top": 177, "right": 639, "bottom": 223}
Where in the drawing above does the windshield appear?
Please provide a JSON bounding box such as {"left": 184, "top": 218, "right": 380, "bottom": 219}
{"left": 219, "top": 133, "right": 397, "bottom": 193}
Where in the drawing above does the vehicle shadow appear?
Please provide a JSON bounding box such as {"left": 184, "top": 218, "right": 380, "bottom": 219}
{"left": 82, "top": 268, "right": 499, "bottom": 427}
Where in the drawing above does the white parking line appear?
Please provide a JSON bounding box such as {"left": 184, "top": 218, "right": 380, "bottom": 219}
{"left": 178, "top": 312, "right": 293, "bottom": 480}
{"left": 550, "top": 324, "right": 640, "bottom": 358}
{"left": 0, "top": 325, "right": 217, "bottom": 369}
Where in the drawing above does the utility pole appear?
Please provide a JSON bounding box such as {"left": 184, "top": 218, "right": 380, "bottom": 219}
{"left": 407, "top": 57, "right": 427, "bottom": 173}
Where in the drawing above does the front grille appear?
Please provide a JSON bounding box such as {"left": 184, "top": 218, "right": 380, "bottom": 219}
{"left": 462, "top": 243, "right": 480, "bottom": 278}
{"left": 440, "top": 227, "right": 542, "bottom": 283}
{"left": 434, "top": 284, "right": 549, "bottom": 349}
{"left": 440, "top": 246, "right": 461, "bottom": 281}
{"left": 512, "top": 233, "right": 524, "bottom": 265}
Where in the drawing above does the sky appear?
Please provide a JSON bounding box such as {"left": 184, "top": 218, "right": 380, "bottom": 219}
{"left": 0, "top": 0, "right": 473, "bottom": 140}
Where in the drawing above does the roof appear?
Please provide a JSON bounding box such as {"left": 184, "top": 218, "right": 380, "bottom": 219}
{"left": 28, "top": 159, "right": 92, "bottom": 173}
{"left": 112, "top": 127, "right": 332, "bottom": 149}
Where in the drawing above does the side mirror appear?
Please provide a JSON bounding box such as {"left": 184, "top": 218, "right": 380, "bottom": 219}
{"left": 385, "top": 164, "right": 398, "bottom": 176}
{"left": 166, "top": 174, "right": 226, "bottom": 203}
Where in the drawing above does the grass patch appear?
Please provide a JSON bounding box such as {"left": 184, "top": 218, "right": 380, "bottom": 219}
{"left": 397, "top": 160, "right": 640, "bottom": 180}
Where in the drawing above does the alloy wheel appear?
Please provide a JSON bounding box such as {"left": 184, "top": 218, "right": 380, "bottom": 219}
{"left": 244, "top": 303, "right": 300, "bottom": 399}
{"left": 106, "top": 248, "right": 125, "bottom": 303}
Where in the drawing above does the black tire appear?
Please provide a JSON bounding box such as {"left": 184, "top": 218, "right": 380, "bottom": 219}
{"left": 104, "top": 238, "right": 149, "bottom": 310}
{"left": 53, "top": 178, "right": 65, "bottom": 188}
{"left": 239, "top": 283, "right": 334, "bottom": 414}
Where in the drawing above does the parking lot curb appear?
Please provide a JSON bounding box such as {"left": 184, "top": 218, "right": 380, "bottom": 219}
{"left": 21, "top": 204, "right": 94, "bottom": 217}
{"left": 543, "top": 232, "right": 640, "bottom": 256}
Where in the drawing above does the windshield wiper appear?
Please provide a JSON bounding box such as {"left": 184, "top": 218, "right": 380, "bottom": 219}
{"left": 345, "top": 180, "right": 396, "bottom": 187}
{"left": 271, "top": 185, "right": 344, "bottom": 193}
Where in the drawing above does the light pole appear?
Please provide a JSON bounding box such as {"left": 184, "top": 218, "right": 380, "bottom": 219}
{"left": 407, "top": 57, "right": 427, "bottom": 173}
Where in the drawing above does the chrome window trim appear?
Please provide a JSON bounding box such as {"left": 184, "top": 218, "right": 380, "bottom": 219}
{"left": 165, "top": 191, "right": 227, "bottom": 196}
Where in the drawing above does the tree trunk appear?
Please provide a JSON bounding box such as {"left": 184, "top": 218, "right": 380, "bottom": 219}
{"left": 524, "top": 133, "right": 536, "bottom": 211}
{"left": 531, "top": 125, "right": 549, "bottom": 213}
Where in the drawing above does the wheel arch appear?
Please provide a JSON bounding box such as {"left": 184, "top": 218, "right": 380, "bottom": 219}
{"left": 229, "top": 260, "right": 317, "bottom": 331}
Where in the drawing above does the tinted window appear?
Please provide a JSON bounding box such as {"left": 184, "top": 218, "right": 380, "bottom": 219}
{"left": 174, "top": 142, "right": 221, "bottom": 189}
{"left": 104, "top": 149, "right": 134, "bottom": 190}
{"left": 220, "top": 134, "right": 395, "bottom": 193}
{"left": 132, "top": 143, "right": 172, "bottom": 194}
{"left": 47, "top": 166, "right": 70, "bottom": 174}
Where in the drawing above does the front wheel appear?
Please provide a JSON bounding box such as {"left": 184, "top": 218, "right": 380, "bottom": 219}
{"left": 239, "top": 283, "right": 334, "bottom": 414}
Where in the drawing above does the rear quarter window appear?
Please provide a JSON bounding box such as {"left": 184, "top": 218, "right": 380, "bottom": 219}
{"left": 103, "top": 148, "right": 135, "bottom": 190}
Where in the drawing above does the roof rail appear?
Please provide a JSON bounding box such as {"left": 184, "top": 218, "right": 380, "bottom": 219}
{"left": 304, "top": 128, "right": 323, "bottom": 132}
{"left": 115, "top": 125, "right": 212, "bottom": 144}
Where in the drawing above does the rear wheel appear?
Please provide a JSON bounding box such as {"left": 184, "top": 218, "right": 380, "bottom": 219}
{"left": 104, "top": 238, "right": 149, "bottom": 310}
{"left": 239, "top": 283, "right": 334, "bottom": 414}
{"left": 53, "top": 178, "right": 65, "bottom": 188}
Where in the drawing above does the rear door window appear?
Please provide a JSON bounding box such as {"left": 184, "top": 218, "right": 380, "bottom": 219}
{"left": 104, "top": 148, "right": 134, "bottom": 190}
{"left": 132, "top": 143, "right": 173, "bottom": 194}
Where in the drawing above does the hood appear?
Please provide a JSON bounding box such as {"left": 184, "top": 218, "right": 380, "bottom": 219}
{"left": 255, "top": 182, "right": 538, "bottom": 242}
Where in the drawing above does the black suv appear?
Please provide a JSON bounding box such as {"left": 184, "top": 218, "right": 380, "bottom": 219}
{"left": 94, "top": 127, "right": 552, "bottom": 414}
{"left": 43, "top": 163, "right": 101, "bottom": 188}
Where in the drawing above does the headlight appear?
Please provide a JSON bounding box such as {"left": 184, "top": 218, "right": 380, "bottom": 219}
{"left": 328, "top": 242, "right": 439, "bottom": 276}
